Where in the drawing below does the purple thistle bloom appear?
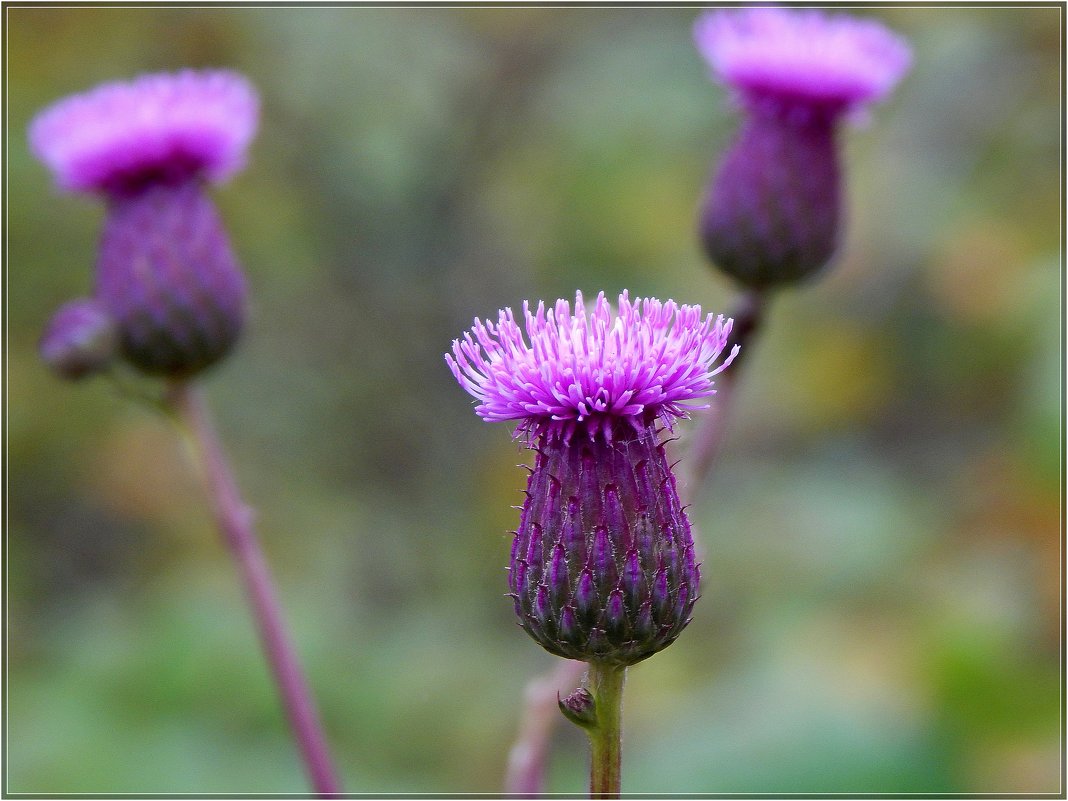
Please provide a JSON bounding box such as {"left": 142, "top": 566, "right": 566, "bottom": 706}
{"left": 447, "top": 290, "right": 737, "bottom": 441}
{"left": 448, "top": 291, "right": 737, "bottom": 666}
{"left": 693, "top": 8, "right": 911, "bottom": 289}
{"left": 29, "top": 69, "right": 258, "bottom": 195}
{"left": 694, "top": 8, "right": 911, "bottom": 117}
{"left": 29, "top": 70, "right": 258, "bottom": 377}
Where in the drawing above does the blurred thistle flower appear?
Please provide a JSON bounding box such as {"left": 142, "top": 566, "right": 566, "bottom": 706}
{"left": 30, "top": 70, "right": 259, "bottom": 377}
{"left": 447, "top": 291, "right": 737, "bottom": 666}
{"left": 29, "top": 73, "right": 342, "bottom": 794}
{"left": 694, "top": 8, "right": 911, "bottom": 288}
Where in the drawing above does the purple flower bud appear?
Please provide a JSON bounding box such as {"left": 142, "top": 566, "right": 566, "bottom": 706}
{"left": 447, "top": 292, "right": 735, "bottom": 665}
{"left": 558, "top": 687, "right": 597, "bottom": 729}
{"left": 39, "top": 298, "right": 117, "bottom": 380}
{"left": 693, "top": 8, "right": 910, "bottom": 288}
{"left": 29, "top": 70, "right": 258, "bottom": 378}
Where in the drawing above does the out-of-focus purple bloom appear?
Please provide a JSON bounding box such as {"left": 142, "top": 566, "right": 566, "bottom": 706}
{"left": 694, "top": 7, "right": 911, "bottom": 117}
{"left": 29, "top": 70, "right": 258, "bottom": 377}
{"left": 448, "top": 292, "right": 736, "bottom": 666}
{"left": 694, "top": 8, "right": 911, "bottom": 289}
{"left": 29, "top": 70, "right": 258, "bottom": 195}
{"left": 39, "top": 297, "right": 118, "bottom": 380}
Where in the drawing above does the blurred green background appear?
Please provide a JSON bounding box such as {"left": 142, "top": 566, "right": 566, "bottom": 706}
{"left": 6, "top": 5, "right": 1061, "bottom": 795}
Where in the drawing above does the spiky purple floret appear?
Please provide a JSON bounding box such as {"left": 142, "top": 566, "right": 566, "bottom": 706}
{"left": 446, "top": 291, "right": 737, "bottom": 440}
{"left": 29, "top": 69, "right": 258, "bottom": 195}
{"left": 694, "top": 8, "right": 911, "bottom": 115}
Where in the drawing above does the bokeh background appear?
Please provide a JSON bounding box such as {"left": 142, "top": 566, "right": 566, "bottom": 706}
{"left": 6, "top": 5, "right": 1062, "bottom": 795}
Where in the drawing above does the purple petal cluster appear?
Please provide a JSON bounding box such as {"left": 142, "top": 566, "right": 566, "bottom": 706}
{"left": 29, "top": 69, "right": 258, "bottom": 194}
{"left": 446, "top": 291, "right": 737, "bottom": 439}
{"left": 694, "top": 7, "right": 911, "bottom": 115}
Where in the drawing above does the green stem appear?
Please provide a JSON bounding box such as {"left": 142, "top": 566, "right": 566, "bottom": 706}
{"left": 586, "top": 662, "right": 626, "bottom": 799}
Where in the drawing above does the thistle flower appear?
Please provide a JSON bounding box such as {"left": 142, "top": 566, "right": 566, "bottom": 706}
{"left": 694, "top": 8, "right": 911, "bottom": 288}
{"left": 30, "top": 70, "right": 258, "bottom": 377}
{"left": 447, "top": 291, "right": 737, "bottom": 666}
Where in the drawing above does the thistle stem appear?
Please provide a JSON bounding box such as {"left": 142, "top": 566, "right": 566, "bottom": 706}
{"left": 686, "top": 289, "right": 769, "bottom": 488}
{"left": 586, "top": 662, "right": 626, "bottom": 799}
{"left": 166, "top": 381, "right": 341, "bottom": 796}
{"left": 505, "top": 659, "right": 587, "bottom": 794}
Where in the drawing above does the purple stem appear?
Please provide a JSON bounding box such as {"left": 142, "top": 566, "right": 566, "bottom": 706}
{"left": 505, "top": 658, "right": 588, "bottom": 795}
{"left": 685, "top": 289, "right": 769, "bottom": 488}
{"left": 168, "top": 382, "right": 341, "bottom": 796}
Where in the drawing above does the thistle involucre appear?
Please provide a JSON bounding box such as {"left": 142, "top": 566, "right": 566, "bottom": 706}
{"left": 448, "top": 291, "right": 737, "bottom": 666}
{"left": 30, "top": 70, "right": 259, "bottom": 378}
{"left": 694, "top": 8, "right": 911, "bottom": 288}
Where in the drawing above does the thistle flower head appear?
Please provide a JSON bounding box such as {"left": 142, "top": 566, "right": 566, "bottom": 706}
{"left": 29, "top": 70, "right": 256, "bottom": 379}
{"left": 448, "top": 292, "right": 735, "bottom": 666}
{"left": 694, "top": 9, "right": 910, "bottom": 288}
{"left": 29, "top": 69, "right": 258, "bottom": 195}
{"left": 446, "top": 290, "right": 738, "bottom": 441}
{"left": 694, "top": 7, "right": 911, "bottom": 117}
